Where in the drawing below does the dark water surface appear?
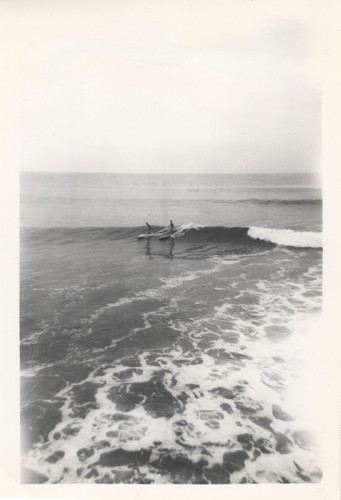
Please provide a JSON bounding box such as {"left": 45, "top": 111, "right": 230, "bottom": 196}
{"left": 20, "top": 174, "right": 322, "bottom": 483}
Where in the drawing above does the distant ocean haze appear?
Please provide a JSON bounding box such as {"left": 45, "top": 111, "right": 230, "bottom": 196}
{"left": 20, "top": 172, "right": 322, "bottom": 230}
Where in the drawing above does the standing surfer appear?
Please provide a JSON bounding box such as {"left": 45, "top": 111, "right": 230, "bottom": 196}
{"left": 169, "top": 220, "right": 174, "bottom": 234}
{"left": 146, "top": 222, "right": 152, "bottom": 234}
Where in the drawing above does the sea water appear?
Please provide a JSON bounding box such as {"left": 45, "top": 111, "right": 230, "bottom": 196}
{"left": 20, "top": 173, "right": 322, "bottom": 484}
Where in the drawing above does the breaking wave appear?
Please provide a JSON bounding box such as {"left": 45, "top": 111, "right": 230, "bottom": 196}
{"left": 21, "top": 224, "right": 322, "bottom": 250}
{"left": 171, "top": 224, "right": 322, "bottom": 249}
{"left": 247, "top": 226, "right": 322, "bottom": 248}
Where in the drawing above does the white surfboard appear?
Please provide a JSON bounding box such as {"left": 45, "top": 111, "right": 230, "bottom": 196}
{"left": 137, "top": 233, "right": 154, "bottom": 239}
{"left": 138, "top": 227, "right": 170, "bottom": 239}
{"left": 158, "top": 233, "right": 171, "bottom": 240}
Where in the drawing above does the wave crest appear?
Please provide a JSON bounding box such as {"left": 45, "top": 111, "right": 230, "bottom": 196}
{"left": 22, "top": 225, "right": 323, "bottom": 250}
{"left": 247, "top": 226, "right": 322, "bottom": 248}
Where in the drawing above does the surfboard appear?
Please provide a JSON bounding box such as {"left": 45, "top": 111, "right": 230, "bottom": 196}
{"left": 137, "top": 233, "right": 156, "bottom": 239}
{"left": 158, "top": 233, "right": 171, "bottom": 240}
{"left": 138, "top": 228, "right": 170, "bottom": 239}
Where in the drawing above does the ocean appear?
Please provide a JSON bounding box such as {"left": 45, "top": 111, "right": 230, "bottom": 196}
{"left": 20, "top": 172, "right": 322, "bottom": 484}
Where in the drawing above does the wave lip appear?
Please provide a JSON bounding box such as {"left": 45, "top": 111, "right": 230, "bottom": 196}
{"left": 247, "top": 226, "right": 322, "bottom": 248}
{"left": 172, "top": 223, "right": 204, "bottom": 238}
{"left": 22, "top": 224, "right": 323, "bottom": 250}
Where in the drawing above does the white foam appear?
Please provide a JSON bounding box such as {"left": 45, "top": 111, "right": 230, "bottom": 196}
{"left": 282, "top": 314, "right": 324, "bottom": 437}
{"left": 22, "top": 235, "right": 323, "bottom": 483}
{"left": 248, "top": 226, "right": 322, "bottom": 248}
{"left": 171, "top": 222, "right": 204, "bottom": 238}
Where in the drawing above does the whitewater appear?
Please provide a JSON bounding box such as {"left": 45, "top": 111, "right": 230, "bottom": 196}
{"left": 20, "top": 172, "right": 322, "bottom": 484}
{"left": 138, "top": 223, "right": 322, "bottom": 249}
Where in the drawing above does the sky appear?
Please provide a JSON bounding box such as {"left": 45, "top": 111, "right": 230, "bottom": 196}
{"left": 2, "top": 0, "right": 322, "bottom": 174}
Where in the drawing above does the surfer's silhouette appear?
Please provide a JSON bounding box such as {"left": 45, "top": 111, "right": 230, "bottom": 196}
{"left": 146, "top": 222, "right": 152, "bottom": 234}
{"left": 169, "top": 220, "right": 174, "bottom": 234}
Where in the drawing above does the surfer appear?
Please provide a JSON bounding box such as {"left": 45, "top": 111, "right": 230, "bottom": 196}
{"left": 169, "top": 220, "right": 174, "bottom": 234}
{"left": 146, "top": 222, "right": 152, "bottom": 234}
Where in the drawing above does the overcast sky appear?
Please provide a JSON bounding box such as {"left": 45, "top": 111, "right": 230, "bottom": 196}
{"left": 4, "top": 1, "right": 321, "bottom": 174}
